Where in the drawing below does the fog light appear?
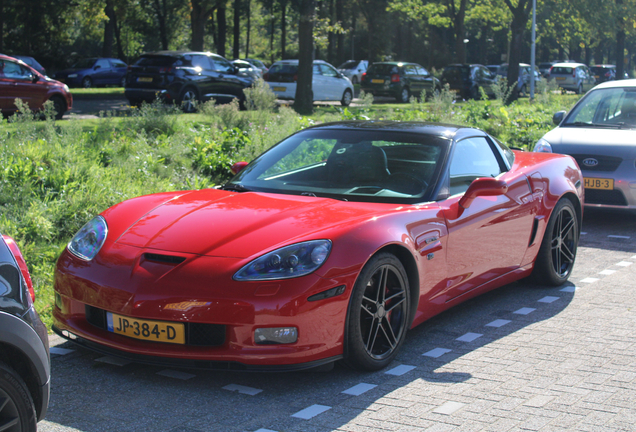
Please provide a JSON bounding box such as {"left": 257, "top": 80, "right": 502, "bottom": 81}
{"left": 254, "top": 327, "right": 298, "bottom": 345}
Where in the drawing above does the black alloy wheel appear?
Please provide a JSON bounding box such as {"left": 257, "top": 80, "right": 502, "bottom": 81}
{"left": 179, "top": 88, "right": 199, "bottom": 113}
{"left": 0, "top": 362, "right": 37, "bottom": 432}
{"left": 345, "top": 253, "right": 410, "bottom": 370}
{"left": 341, "top": 89, "right": 353, "bottom": 106}
{"left": 531, "top": 198, "right": 579, "bottom": 286}
{"left": 397, "top": 87, "right": 410, "bottom": 103}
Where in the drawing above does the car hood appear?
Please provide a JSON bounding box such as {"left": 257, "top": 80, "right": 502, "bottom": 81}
{"left": 544, "top": 127, "right": 636, "bottom": 158}
{"left": 113, "top": 189, "right": 391, "bottom": 259}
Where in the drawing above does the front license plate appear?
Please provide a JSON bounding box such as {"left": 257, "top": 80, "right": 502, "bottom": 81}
{"left": 106, "top": 312, "right": 185, "bottom": 344}
{"left": 137, "top": 77, "right": 153, "bottom": 83}
{"left": 273, "top": 86, "right": 286, "bottom": 92}
{"left": 584, "top": 177, "right": 614, "bottom": 190}
{"left": 371, "top": 79, "right": 384, "bottom": 84}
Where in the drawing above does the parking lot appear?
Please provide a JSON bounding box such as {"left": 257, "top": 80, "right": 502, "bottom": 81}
{"left": 38, "top": 208, "right": 636, "bottom": 432}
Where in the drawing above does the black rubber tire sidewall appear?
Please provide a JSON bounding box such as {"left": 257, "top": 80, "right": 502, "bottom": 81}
{"left": 531, "top": 198, "right": 579, "bottom": 286}
{"left": 344, "top": 253, "right": 410, "bottom": 371}
{"left": 397, "top": 87, "right": 409, "bottom": 103}
{"left": 178, "top": 87, "right": 199, "bottom": 113}
{"left": 50, "top": 96, "right": 65, "bottom": 120}
{"left": 341, "top": 89, "right": 353, "bottom": 106}
{"left": 0, "top": 361, "right": 37, "bottom": 432}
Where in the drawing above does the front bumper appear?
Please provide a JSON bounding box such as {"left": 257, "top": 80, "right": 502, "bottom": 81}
{"left": 53, "top": 246, "right": 358, "bottom": 368}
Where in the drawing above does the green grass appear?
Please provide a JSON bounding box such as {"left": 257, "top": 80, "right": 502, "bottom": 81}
{"left": 70, "top": 87, "right": 126, "bottom": 97}
{"left": 0, "top": 86, "right": 581, "bottom": 330}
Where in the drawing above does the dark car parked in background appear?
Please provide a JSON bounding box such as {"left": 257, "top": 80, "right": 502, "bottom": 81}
{"left": 497, "top": 63, "right": 542, "bottom": 97}
{"left": 0, "top": 233, "right": 50, "bottom": 432}
{"left": 360, "top": 61, "right": 441, "bottom": 103}
{"left": 0, "top": 54, "right": 72, "bottom": 119}
{"left": 125, "top": 51, "right": 255, "bottom": 112}
{"left": 441, "top": 64, "right": 498, "bottom": 100}
{"left": 589, "top": 65, "right": 625, "bottom": 83}
{"left": 54, "top": 57, "right": 128, "bottom": 88}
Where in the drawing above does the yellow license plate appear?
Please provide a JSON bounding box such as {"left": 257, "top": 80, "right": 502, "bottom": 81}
{"left": 137, "top": 77, "right": 153, "bottom": 83}
{"left": 556, "top": 77, "right": 565, "bottom": 81}
{"left": 107, "top": 312, "right": 185, "bottom": 344}
{"left": 594, "top": 75, "right": 600, "bottom": 79}
{"left": 584, "top": 177, "right": 614, "bottom": 190}
{"left": 371, "top": 79, "right": 384, "bottom": 84}
{"left": 273, "top": 86, "right": 286, "bottom": 92}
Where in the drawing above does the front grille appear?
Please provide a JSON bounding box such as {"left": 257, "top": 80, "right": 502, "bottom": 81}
{"left": 85, "top": 305, "right": 226, "bottom": 347}
{"left": 584, "top": 189, "right": 628, "bottom": 206}
{"left": 144, "top": 253, "right": 185, "bottom": 264}
{"left": 572, "top": 154, "right": 623, "bottom": 172}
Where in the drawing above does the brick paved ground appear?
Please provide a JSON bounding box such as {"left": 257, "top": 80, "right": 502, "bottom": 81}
{"left": 40, "top": 210, "right": 636, "bottom": 432}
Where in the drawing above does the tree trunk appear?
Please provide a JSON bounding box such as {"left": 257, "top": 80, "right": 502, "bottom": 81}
{"left": 281, "top": 0, "right": 287, "bottom": 59}
{"left": 294, "top": 0, "right": 315, "bottom": 115}
{"left": 327, "top": 0, "right": 334, "bottom": 64}
{"left": 336, "top": 0, "right": 344, "bottom": 63}
{"left": 616, "top": 28, "right": 625, "bottom": 79}
{"left": 245, "top": 0, "right": 251, "bottom": 57}
{"left": 153, "top": 0, "right": 169, "bottom": 50}
{"left": 191, "top": 0, "right": 215, "bottom": 51}
{"left": 217, "top": 3, "right": 226, "bottom": 56}
{"left": 233, "top": 0, "right": 240, "bottom": 58}
{"left": 113, "top": 11, "right": 125, "bottom": 61}
{"left": 0, "top": 0, "right": 4, "bottom": 53}
{"left": 103, "top": 0, "right": 116, "bottom": 58}
{"left": 269, "top": 0, "right": 275, "bottom": 64}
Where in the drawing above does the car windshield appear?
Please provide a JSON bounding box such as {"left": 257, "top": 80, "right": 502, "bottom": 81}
{"left": 73, "top": 58, "right": 97, "bottom": 69}
{"left": 368, "top": 64, "right": 400, "bottom": 75}
{"left": 563, "top": 87, "right": 636, "bottom": 129}
{"left": 135, "top": 55, "right": 178, "bottom": 67}
{"left": 268, "top": 64, "right": 298, "bottom": 75}
{"left": 227, "top": 129, "right": 448, "bottom": 204}
{"left": 338, "top": 61, "right": 359, "bottom": 69}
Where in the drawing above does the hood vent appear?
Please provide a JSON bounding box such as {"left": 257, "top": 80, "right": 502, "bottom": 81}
{"left": 144, "top": 253, "right": 186, "bottom": 264}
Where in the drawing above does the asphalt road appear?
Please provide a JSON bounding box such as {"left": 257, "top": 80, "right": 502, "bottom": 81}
{"left": 40, "top": 208, "right": 636, "bottom": 432}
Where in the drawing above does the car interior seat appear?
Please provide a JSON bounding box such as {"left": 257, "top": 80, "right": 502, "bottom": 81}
{"left": 327, "top": 143, "right": 390, "bottom": 188}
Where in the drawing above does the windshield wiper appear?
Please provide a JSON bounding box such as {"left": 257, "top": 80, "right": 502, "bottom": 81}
{"left": 221, "top": 183, "right": 251, "bottom": 192}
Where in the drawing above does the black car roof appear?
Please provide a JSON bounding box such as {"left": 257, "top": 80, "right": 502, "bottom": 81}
{"left": 304, "top": 120, "right": 485, "bottom": 141}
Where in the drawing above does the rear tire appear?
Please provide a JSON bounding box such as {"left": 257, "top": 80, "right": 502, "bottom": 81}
{"left": 344, "top": 253, "right": 410, "bottom": 371}
{"left": 81, "top": 76, "right": 92, "bottom": 88}
{"left": 531, "top": 198, "right": 579, "bottom": 286}
{"left": 0, "top": 361, "right": 37, "bottom": 432}
{"left": 178, "top": 87, "right": 199, "bottom": 113}
{"left": 397, "top": 87, "right": 410, "bottom": 103}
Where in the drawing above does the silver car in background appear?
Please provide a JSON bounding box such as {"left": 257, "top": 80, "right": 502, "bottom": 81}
{"left": 549, "top": 62, "right": 596, "bottom": 94}
{"left": 534, "top": 79, "right": 636, "bottom": 209}
{"left": 337, "top": 60, "right": 368, "bottom": 85}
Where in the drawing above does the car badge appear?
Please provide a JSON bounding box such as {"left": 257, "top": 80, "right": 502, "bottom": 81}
{"left": 582, "top": 158, "right": 599, "bottom": 167}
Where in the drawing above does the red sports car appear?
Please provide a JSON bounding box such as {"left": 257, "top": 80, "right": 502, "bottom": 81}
{"left": 52, "top": 122, "right": 584, "bottom": 371}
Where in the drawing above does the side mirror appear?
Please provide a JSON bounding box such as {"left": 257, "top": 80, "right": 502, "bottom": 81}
{"left": 31, "top": 74, "right": 39, "bottom": 83}
{"left": 458, "top": 177, "right": 508, "bottom": 210}
{"left": 231, "top": 161, "right": 249, "bottom": 175}
{"left": 94, "top": 65, "right": 101, "bottom": 70}
{"left": 552, "top": 110, "right": 566, "bottom": 125}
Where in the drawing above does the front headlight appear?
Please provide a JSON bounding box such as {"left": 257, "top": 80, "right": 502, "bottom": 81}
{"left": 68, "top": 74, "right": 78, "bottom": 78}
{"left": 533, "top": 138, "right": 553, "bottom": 153}
{"left": 234, "top": 240, "right": 332, "bottom": 281}
{"left": 68, "top": 216, "right": 108, "bottom": 260}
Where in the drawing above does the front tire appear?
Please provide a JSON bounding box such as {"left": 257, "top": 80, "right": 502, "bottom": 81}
{"left": 49, "top": 96, "right": 66, "bottom": 120}
{"left": 341, "top": 89, "right": 353, "bottom": 106}
{"left": 531, "top": 198, "right": 579, "bottom": 286}
{"left": 81, "top": 76, "right": 92, "bottom": 88}
{"left": 344, "top": 253, "right": 410, "bottom": 371}
{"left": 0, "top": 361, "right": 37, "bottom": 432}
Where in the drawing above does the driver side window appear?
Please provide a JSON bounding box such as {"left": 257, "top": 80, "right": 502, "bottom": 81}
{"left": 449, "top": 137, "right": 503, "bottom": 195}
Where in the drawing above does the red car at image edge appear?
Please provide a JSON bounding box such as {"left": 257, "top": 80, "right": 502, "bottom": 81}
{"left": 52, "top": 121, "right": 584, "bottom": 371}
{"left": 0, "top": 54, "right": 72, "bottom": 119}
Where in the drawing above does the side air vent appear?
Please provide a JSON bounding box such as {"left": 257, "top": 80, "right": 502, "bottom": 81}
{"left": 144, "top": 253, "right": 186, "bottom": 264}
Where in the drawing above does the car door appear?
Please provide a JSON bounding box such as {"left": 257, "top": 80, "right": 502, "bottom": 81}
{"left": 437, "top": 136, "right": 536, "bottom": 303}
{"left": 477, "top": 66, "right": 497, "bottom": 96}
{"left": 319, "top": 63, "right": 346, "bottom": 100}
{"left": 0, "top": 59, "right": 45, "bottom": 112}
{"left": 403, "top": 64, "right": 420, "bottom": 97}
{"left": 209, "top": 55, "right": 246, "bottom": 102}
{"left": 311, "top": 64, "right": 328, "bottom": 100}
{"left": 92, "top": 58, "right": 112, "bottom": 85}
{"left": 417, "top": 65, "right": 435, "bottom": 96}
